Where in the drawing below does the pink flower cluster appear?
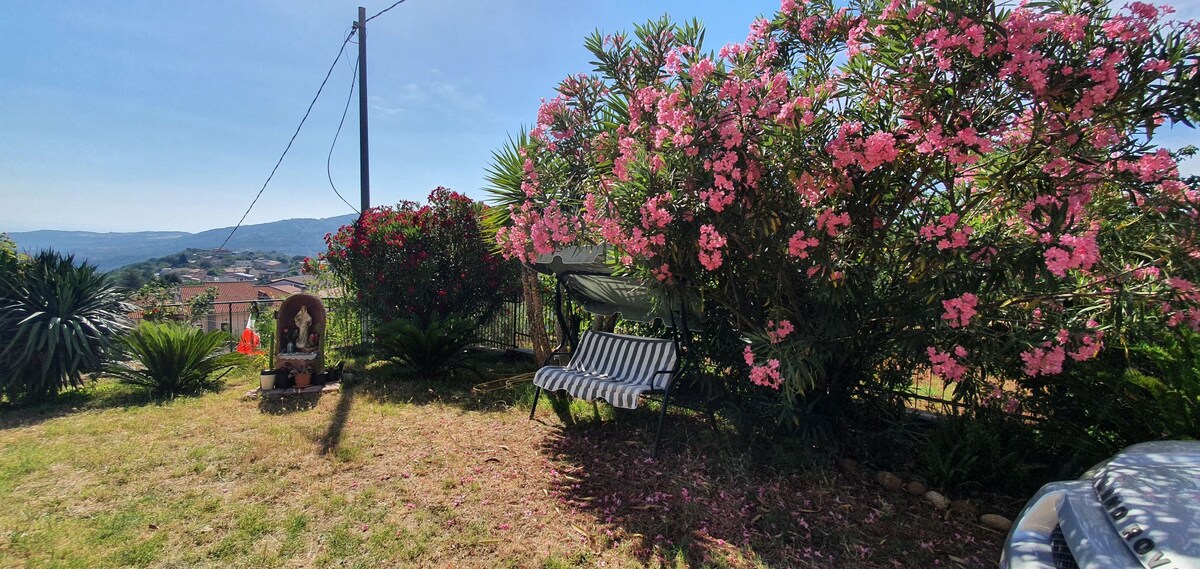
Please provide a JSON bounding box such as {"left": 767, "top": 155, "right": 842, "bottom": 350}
{"left": 1044, "top": 233, "right": 1100, "bottom": 277}
{"left": 1119, "top": 149, "right": 1179, "bottom": 184}
{"left": 826, "top": 122, "right": 899, "bottom": 172}
{"left": 743, "top": 346, "right": 783, "bottom": 389}
{"left": 767, "top": 319, "right": 795, "bottom": 344}
{"left": 1164, "top": 278, "right": 1200, "bottom": 330}
{"left": 914, "top": 18, "right": 987, "bottom": 70}
{"left": 919, "top": 213, "right": 973, "bottom": 251}
{"left": 788, "top": 230, "right": 820, "bottom": 259}
{"left": 927, "top": 346, "right": 968, "bottom": 382}
{"left": 941, "top": 293, "right": 978, "bottom": 328}
{"left": 496, "top": 201, "right": 579, "bottom": 263}
{"left": 816, "top": 209, "right": 851, "bottom": 237}
{"left": 1020, "top": 344, "right": 1066, "bottom": 377}
{"left": 698, "top": 224, "right": 728, "bottom": 271}
{"left": 1020, "top": 323, "right": 1104, "bottom": 376}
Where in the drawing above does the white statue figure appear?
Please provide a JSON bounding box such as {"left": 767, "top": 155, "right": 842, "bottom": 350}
{"left": 294, "top": 305, "right": 313, "bottom": 349}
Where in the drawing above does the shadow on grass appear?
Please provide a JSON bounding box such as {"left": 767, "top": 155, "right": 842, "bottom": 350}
{"left": 256, "top": 392, "right": 324, "bottom": 415}
{"left": 351, "top": 350, "right": 539, "bottom": 415}
{"left": 0, "top": 379, "right": 167, "bottom": 430}
{"left": 318, "top": 386, "right": 354, "bottom": 456}
{"left": 537, "top": 404, "right": 1005, "bottom": 568}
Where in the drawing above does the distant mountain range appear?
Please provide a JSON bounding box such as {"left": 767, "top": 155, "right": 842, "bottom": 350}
{"left": 8, "top": 215, "right": 358, "bottom": 270}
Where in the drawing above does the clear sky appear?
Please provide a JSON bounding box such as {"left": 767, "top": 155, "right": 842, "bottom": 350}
{"left": 2, "top": 0, "right": 1196, "bottom": 233}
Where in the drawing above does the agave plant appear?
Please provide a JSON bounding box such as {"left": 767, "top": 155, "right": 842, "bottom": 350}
{"left": 107, "top": 321, "right": 245, "bottom": 396}
{"left": 0, "top": 250, "right": 132, "bottom": 402}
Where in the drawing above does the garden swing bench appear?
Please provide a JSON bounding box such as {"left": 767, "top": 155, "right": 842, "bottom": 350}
{"left": 525, "top": 246, "right": 711, "bottom": 457}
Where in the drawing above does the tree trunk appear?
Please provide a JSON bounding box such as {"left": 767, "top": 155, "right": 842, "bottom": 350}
{"left": 522, "top": 265, "right": 552, "bottom": 366}
{"left": 593, "top": 313, "right": 618, "bottom": 333}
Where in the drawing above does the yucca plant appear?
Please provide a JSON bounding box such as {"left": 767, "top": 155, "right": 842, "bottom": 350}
{"left": 0, "top": 250, "right": 132, "bottom": 402}
{"left": 374, "top": 315, "right": 478, "bottom": 379}
{"left": 107, "top": 321, "right": 245, "bottom": 396}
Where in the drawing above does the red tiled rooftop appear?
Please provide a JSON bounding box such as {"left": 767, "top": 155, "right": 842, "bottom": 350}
{"left": 178, "top": 282, "right": 291, "bottom": 303}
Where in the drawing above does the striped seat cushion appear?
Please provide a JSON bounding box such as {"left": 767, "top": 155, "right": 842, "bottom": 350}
{"left": 533, "top": 331, "right": 677, "bottom": 409}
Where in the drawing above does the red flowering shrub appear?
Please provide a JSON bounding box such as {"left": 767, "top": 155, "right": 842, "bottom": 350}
{"left": 493, "top": 0, "right": 1200, "bottom": 424}
{"left": 314, "top": 187, "right": 517, "bottom": 329}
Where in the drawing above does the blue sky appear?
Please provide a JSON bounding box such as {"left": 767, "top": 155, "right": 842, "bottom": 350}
{"left": 1, "top": 0, "right": 1196, "bottom": 233}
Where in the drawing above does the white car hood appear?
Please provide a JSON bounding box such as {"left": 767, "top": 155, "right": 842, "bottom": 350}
{"left": 1089, "top": 441, "right": 1200, "bottom": 569}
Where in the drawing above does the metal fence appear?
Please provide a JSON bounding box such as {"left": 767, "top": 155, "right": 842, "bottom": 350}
{"left": 129, "top": 298, "right": 363, "bottom": 350}
{"left": 130, "top": 299, "right": 280, "bottom": 334}
{"left": 897, "top": 369, "right": 1036, "bottom": 420}
{"left": 473, "top": 298, "right": 557, "bottom": 351}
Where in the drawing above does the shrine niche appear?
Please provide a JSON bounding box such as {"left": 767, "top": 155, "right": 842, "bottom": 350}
{"left": 275, "top": 294, "right": 326, "bottom": 386}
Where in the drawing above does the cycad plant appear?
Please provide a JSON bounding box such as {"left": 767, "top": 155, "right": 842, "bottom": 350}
{"left": 107, "top": 321, "right": 244, "bottom": 396}
{"left": 0, "top": 251, "right": 132, "bottom": 402}
{"left": 374, "top": 315, "right": 478, "bottom": 379}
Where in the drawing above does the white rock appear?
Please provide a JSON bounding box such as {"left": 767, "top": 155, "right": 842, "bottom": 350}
{"left": 924, "top": 490, "right": 950, "bottom": 510}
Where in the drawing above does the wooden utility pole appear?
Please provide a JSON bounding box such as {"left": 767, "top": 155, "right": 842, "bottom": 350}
{"left": 355, "top": 6, "right": 370, "bottom": 213}
{"left": 355, "top": 6, "right": 371, "bottom": 344}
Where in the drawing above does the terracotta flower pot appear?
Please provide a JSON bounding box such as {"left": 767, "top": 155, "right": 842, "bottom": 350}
{"left": 293, "top": 373, "right": 312, "bottom": 388}
{"left": 259, "top": 371, "right": 276, "bottom": 391}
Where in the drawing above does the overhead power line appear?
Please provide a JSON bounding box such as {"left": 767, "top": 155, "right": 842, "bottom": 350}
{"left": 213, "top": 29, "right": 356, "bottom": 255}
{"left": 328, "top": 51, "right": 361, "bottom": 214}
{"left": 365, "top": 0, "right": 409, "bottom": 23}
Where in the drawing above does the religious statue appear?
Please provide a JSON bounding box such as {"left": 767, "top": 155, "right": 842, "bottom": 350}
{"left": 294, "top": 306, "right": 313, "bottom": 350}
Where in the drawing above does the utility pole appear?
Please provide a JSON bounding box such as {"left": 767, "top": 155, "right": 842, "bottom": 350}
{"left": 355, "top": 6, "right": 371, "bottom": 345}
{"left": 356, "top": 6, "right": 370, "bottom": 213}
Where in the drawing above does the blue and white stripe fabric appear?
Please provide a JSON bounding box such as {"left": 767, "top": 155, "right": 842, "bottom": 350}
{"left": 533, "top": 331, "right": 678, "bottom": 409}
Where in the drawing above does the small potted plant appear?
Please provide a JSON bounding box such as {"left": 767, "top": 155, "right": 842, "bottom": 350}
{"left": 290, "top": 364, "right": 313, "bottom": 388}
{"left": 259, "top": 350, "right": 274, "bottom": 391}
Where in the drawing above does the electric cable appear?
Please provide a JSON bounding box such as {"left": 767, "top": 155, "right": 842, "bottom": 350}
{"left": 328, "top": 52, "right": 361, "bottom": 214}
{"left": 365, "top": 0, "right": 408, "bottom": 23}
{"left": 213, "top": 29, "right": 356, "bottom": 255}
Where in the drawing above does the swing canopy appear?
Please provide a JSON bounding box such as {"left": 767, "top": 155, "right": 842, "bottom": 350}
{"left": 530, "top": 245, "right": 699, "bottom": 328}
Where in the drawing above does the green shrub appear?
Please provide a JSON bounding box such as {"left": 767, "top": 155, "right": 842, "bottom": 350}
{"left": 373, "top": 315, "right": 476, "bottom": 378}
{"left": 0, "top": 251, "right": 132, "bottom": 402}
{"left": 107, "top": 322, "right": 244, "bottom": 396}
{"left": 1021, "top": 327, "right": 1200, "bottom": 479}
{"left": 916, "top": 411, "right": 1040, "bottom": 495}
{"left": 315, "top": 187, "right": 519, "bottom": 329}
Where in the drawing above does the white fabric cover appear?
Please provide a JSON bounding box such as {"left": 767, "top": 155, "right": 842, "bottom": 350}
{"left": 533, "top": 331, "right": 678, "bottom": 409}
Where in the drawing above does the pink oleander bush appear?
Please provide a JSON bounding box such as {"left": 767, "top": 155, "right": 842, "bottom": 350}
{"left": 493, "top": 0, "right": 1200, "bottom": 429}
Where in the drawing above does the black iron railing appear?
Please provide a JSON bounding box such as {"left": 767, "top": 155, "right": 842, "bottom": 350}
{"left": 472, "top": 299, "right": 557, "bottom": 351}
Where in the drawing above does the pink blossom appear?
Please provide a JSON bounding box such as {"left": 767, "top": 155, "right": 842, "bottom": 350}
{"left": 926, "top": 346, "right": 968, "bottom": 381}
{"left": 767, "top": 320, "right": 795, "bottom": 344}
{"left": 748, "top": 359, "right": 783, "bottom": 389}
{"left": 919, "top": 213, "right": 972, "bottom": 250}
{"left": 653, "top": 264, "right": 673, "bottom": 282}
{"left": 788, "top": 230, "right": 820, "bottom": 258}
{"left": 861, "top": 132, "right": 899, "bottom": 171}
{"left": 691, "top": 57, "right": 716, "bottom": 90}
{"left": 1070, "top": 333, "right": 1103, "bottom": 362}
{"left": 1142, "top": 58, "right": 1171, "bottom": 73}
{"left": 698, "top": 224, "right": 727, "bottom": 271}
{"left": 1044, "top": 234, "right": 1100, "bottom": 276}
{"left": 1020, "top": 345, "right": 1066, "bottom": 376}
{"left": 816, "top": 209, "right": 851, "bottom": 237}
{"left": 941, "top": 293, "right": 979, "bottom": 328}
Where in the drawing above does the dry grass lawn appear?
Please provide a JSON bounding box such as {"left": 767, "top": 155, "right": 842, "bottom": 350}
{"left": 0, "top": 359, "right": 1008, "bottom": 568}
